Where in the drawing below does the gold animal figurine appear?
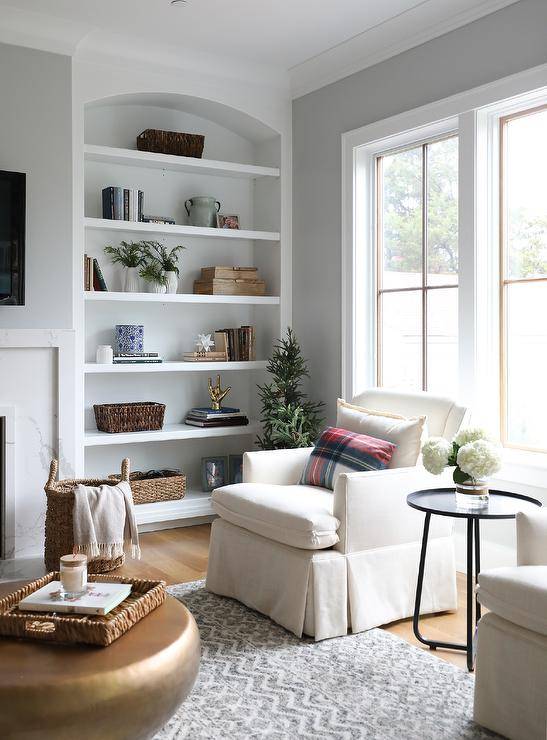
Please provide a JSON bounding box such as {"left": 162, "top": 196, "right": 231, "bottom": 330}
{"left": 208, "top": 375, "right": 231, "bottom": 411}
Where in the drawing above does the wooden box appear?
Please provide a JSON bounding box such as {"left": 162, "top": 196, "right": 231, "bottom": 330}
{"left": 193, "top": 278, "right": 266, "bottom": 296}
{"left": 201, "top": 266, "right": 258, "bottom": 281}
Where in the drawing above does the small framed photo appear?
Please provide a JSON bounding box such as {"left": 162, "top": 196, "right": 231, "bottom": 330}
{"left": 216, "top": 213, "right": 240, "bottom": 230}
{"left": 229, "top": 454, "right": 243, "bottom": 484}
{"left": 201, "top": 456, "right": 228, "bottom": 492}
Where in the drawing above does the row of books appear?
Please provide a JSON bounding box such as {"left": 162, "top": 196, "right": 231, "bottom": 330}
{"left": 113, "top": 352, "right": 163, "bottom": 365}
{"left": 185, "top": 407, "right": 249, "bottom": 428}
{"left": 102, "top": 187, "right": 144, "bottom": 222}
{"left": 215, "top": 327, "right": 255, "bottom": 361}
{"left": 84, "top": 254, "right": 108, "bottom": 291}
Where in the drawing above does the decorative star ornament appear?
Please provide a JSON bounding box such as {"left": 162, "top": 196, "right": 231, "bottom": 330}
{"left": 196, "top": 333, "right": 214, "bottom": 353}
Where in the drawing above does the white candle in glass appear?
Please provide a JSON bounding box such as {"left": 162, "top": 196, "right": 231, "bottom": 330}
{"left": 60, "top": 554, "right": 88, "bottom": 597}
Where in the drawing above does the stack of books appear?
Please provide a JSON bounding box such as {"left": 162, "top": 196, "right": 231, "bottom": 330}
{"left": 182, "top": 351, "right": 228, "bottom": 363}
{"left": 185, "top": 407, "right": 249, "bottom": 428}
{"left": 102, "top": 186, "right": 144, "bottom": 222}
{"left": 113, "top": 352, "right": 163, "bottom": 365}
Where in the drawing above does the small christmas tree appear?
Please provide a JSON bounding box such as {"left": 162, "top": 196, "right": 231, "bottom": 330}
{"left": 257, "top": 328, "right": 324, "bottom": 450}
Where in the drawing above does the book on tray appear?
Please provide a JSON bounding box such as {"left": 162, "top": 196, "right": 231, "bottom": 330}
{"left": 185, "top": 406, "right": 248, "bottom": 427}
{"left": 18, "top": 581, "right": 131, "bottom": 616}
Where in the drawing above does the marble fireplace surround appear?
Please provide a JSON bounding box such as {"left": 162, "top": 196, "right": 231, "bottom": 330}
{"left": 0, "top": 330, "right": 77, "bottom": 559}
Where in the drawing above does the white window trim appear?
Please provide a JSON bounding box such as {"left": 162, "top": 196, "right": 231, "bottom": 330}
{"left": 341, "top": 62, "right": 547, "bottom": 477}
{"left": 342, "top": 116, "right": 458, "bottom": 401}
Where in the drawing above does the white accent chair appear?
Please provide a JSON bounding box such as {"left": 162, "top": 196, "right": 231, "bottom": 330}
{"left": 474, "top": 509, "right": 547, "bottom": 740}
{"left": 206, "top": 389, "right": 468, "bottom": 640}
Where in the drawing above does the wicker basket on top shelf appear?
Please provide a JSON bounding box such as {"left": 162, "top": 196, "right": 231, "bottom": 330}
{"left": 44, "top": 459, "right": 130, "bottom": 574}
{"left": 137, "top": 129, "right": 205, "bottom": 158}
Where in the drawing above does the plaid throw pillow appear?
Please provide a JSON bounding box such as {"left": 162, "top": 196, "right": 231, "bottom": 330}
{"left": 300, "top": 426, "right": 396, "bottom": 490}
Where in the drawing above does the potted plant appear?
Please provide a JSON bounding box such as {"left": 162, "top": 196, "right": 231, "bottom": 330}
{"left": 139, "top": 240, "right": 186, "bottom": 294}
{"left": 104, "top": 241, "right": 146, "bottom": 292}
{"left": 257, "top": 328, "right": 324, "bottom": 449}
{"left": 422, "top": 427, "right": 502, "bottom": 507}
{"left": 139, "top": 262, "right": 168, "bottom": 294}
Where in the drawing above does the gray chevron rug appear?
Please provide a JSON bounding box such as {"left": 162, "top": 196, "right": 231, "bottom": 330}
{"left": 155, "top": 581, "right": 497, "bottom": 740}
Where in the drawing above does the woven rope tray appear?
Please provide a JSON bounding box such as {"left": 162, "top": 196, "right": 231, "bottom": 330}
{"left": 0, "top": 573, "right": 166, "bottom": 647}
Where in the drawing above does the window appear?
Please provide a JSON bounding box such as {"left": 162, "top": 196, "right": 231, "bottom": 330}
{"left": 500, "top": 105, "right": 547, "bottom": 452}
{"left": 375, "top": 136, "right": 458, "bottom": 394}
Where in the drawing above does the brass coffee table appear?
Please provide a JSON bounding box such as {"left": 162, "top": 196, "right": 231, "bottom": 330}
{"left": 0, "top": 581, "right": 200, "bottom": 740}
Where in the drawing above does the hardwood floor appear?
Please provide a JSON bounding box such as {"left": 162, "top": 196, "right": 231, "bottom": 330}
{"left": 119, "top": 524, "right": 469, "bottom": 670}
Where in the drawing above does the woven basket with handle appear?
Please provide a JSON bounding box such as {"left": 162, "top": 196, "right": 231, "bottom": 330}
{"left": 108, "top": 470, "right": 186, "bottom": 504}
{"left": 93, "top": 402, "right": 165, "bottom": 434}
{"left": 44, "top": 459, "right": 130, "bottom": 574}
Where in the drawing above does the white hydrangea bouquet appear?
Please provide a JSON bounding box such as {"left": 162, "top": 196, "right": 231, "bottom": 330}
{"left": 422, "top": 427, "right": 502, "bottom": 504}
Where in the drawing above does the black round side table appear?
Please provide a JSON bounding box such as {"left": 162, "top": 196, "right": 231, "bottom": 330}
{"left": 407, "top": 488, "right": 542, "bottom": 671}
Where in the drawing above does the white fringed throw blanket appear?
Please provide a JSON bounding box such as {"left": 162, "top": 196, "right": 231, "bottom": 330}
{"left": 73, "top": 481, "right": 141, "bottom": 560}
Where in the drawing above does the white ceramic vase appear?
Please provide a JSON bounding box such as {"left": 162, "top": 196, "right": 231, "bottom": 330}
{"left": 124, "top": 267, "right": 140, "bottom": 293}
{"left": 148, "top": 280, "right": 166, "bottom": 294}
{"left": 165, "top": 271, "right": 179, "bottom": 294}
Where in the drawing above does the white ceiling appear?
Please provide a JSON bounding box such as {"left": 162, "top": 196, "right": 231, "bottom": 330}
{"left": 0, "top": 0, "right": 518, "bottom": 96}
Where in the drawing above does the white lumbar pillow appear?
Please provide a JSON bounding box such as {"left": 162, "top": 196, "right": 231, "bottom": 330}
{"left": 336, "top": 398, "right": 426, "bottom": 469}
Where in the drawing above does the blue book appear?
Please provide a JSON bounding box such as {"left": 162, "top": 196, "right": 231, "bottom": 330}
{"left": 190, "top": 407, "right": 240, "bottom": 417}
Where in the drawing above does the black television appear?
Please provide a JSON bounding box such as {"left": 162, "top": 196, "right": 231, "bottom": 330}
{"left": 0, "top": 170, "right": 25, "bottom": 306}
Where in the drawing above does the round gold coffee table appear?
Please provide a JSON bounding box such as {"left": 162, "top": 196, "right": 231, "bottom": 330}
{"left": 0, "top": 582, "right": 200, "bottom": 740}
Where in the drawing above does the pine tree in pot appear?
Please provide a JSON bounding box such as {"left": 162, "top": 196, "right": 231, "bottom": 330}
{"left": 257, "top": 328, "right": 324, "bottom": 450}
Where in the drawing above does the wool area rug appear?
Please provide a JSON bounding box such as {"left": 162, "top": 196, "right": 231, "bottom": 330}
{"left": 154, "top": 581, "right": 498, "bottom": 740}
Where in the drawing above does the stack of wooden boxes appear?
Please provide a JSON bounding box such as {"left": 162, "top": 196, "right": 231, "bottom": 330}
{"left": 194, "top": 266, "right": 266, "bottom": 296}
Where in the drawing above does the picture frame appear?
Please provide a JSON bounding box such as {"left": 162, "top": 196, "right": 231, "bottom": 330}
{"left": 216, "top": 213, "right": 240, "bottom": 230}
{"left": 228, "top": 454, "right": 243, "bottom": 485}
{"left": 201, "top": 456, "right": 228, "bottom": 492}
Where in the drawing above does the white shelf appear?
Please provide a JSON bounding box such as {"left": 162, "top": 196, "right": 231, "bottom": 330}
{"left": 135, "top": 491, "right": 214, "bottom": 525}
{"left": 85, "top": 360, "right": 268, "bottom": 373}
{"left": 85, "top": 217, "right": 280, "bottom": 241}
{"left": 84, "top": 291, "right": 280, "bottom": 305}
{"left": 84, "top": 421, "right": 259, "bottom": 447}
{"left": 85, "top": 144, "right": 280, "bottom": 180}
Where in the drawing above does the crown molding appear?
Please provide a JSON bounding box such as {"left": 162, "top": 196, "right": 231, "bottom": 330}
{"left": 0, "top": 5, "right": 288, "bottom": 91}
{"left": 0, "top": 5, "right": 90, "bottom": 56}
{"left": 290, "top": 0, "right": 519, "bottom": 99}
{"left": 0, "top": 0, "right": 518, "bottom": 98}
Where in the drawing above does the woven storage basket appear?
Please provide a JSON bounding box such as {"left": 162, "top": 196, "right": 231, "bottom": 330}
{"left": 44, "top": 459, "right": 130, "bottom": 574}
{"left": 108, "top": 471, "right": 186, "bottom": 505}
{"left": 0, "top": 573, "right": 166, "bottom": 646}
{"left": 137, "top": 128, "right": 205, "bottom": 158}
{"left": 93, "top": 401, "right": 165, "bottom": 434}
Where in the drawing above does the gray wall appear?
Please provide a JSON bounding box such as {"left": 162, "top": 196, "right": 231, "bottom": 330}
{"left": 292, "top": 0, "right": 547, "bottom": 423}
{"left": 0, "top": 42, "right": 72, "bottom": 329}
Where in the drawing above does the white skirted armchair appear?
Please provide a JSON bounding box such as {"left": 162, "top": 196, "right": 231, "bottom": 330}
{"left": 206, "top": 389, "right": 468, "bottom": 640}
{"left": 474, "top": 509, "right": 547, "bottom": 740}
